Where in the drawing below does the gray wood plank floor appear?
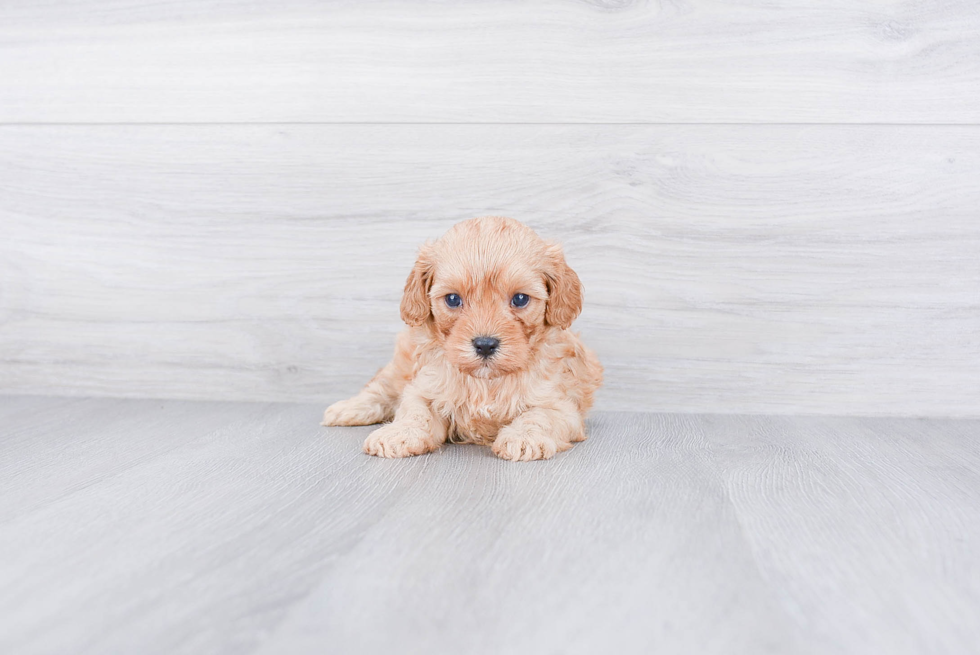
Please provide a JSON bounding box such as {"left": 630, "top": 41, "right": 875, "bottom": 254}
{"left": 1, "top": 395, "right": 978, "bottom": 654}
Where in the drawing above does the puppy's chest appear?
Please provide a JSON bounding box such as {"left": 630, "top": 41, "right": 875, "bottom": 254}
{"left": 428, "top": 376, "right": 528, "bottom": 445}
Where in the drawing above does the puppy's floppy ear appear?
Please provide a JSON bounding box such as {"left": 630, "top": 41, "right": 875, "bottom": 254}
{"left": 544, "top": 243, "right": 583, "bottom": 329}
{"left": 400, "top": 244, "right": 434, "bottom": 327}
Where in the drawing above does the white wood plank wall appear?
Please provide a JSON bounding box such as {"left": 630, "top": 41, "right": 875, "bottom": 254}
{"left": 1, "top": 1, "right": 978, "bottom": 416}
{"left": 2, "top": 0, "right": 980, "bottom": 123}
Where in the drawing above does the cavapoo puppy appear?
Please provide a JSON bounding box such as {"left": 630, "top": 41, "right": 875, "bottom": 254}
{"left": 322, "top": 216, "right": 602, "bottom": 461}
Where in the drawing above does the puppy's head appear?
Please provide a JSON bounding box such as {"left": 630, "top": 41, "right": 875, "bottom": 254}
{"left": 400, "top": 216, "right": 582, "bottom": 378}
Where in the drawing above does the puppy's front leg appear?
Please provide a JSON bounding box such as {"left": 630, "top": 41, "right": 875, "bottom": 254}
{"left": 363, "top": 386, "right": 447, "bottom": 458}
{"left": 322, "top": 330, "right": 415, "bottom": 427}
{"left": 492, "top": 402, "right": 585, "bottom": 462}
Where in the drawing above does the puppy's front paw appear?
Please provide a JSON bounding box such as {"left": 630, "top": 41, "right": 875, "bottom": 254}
{"left": 492, "top": 424, "right": 571, "bottom": 462}
{"left": 322, "top": 397, "right": 387, "bottom": 426}
{"left": 364, "top": 422, "right": 439, "bottom": 458}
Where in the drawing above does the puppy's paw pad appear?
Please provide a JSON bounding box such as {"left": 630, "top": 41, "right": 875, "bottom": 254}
{"left": 322, "top": 398, "right": 386, "bottom": 427}
{"left": 492, "top": 426, "right": 570, "bottom": 462}
{"left": 364, "top": 423, "right": 438, "bottom": 458}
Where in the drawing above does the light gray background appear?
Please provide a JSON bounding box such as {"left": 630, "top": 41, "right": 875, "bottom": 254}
{"left": 3, "top": 4, "right": 980, "bottom": 654}
{"left": 2, "top": 0, "right": 979, "bottom": 415}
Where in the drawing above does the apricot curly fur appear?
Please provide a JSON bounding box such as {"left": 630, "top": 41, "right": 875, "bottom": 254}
{"left": 322, "top": 216, "right": 603, "bottom": 461}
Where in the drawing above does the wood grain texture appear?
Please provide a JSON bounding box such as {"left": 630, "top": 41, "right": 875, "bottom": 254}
{"left": 2, "top": 124, "right": 978, "bottom": 416}
{"left": 2, "top": 0, "right": 980, "bottom": 123}
{"left": 1, "top": 396, "right": 978, "bottom": 654}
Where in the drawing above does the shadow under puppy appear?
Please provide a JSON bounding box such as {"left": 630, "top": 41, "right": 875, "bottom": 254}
{"left": 323, "top": 216, "right": 603, "bottom": 461}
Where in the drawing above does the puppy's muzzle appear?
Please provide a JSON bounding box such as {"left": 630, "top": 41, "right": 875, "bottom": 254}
{"left": 472, "top": 336, "right": 500, "bottom": 359}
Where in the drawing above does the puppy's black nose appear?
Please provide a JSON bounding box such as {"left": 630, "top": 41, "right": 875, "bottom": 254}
{"left": 472, "top": 336, "right": 500, "bottom": 359}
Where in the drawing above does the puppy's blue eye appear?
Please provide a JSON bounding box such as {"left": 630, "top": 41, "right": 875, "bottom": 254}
{"left": 445, "top": 293, "right": 462, "bottom": 308}
{"left": 511, "top": 293, "right": 530, "bottom": 308}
